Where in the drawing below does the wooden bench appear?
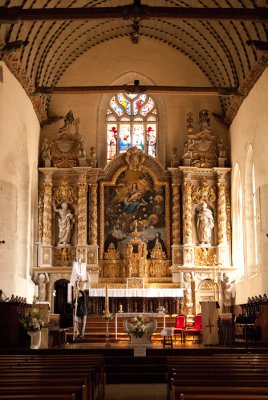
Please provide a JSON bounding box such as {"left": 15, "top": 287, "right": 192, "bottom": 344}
{"left": 167, "top": 354, "right": 268, "bottom": 400}
{"left": 0, "top": 354, "right": 105, "bottom": 400}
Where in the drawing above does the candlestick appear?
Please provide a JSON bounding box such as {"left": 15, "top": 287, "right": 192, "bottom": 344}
{"left": 119, "top": 304, "right": 123, "bottom": 313}
{"left": 105, "top": 285, "right": 109, "bottom": 313}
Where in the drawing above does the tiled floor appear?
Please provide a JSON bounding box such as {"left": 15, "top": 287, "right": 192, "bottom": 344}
{"left": 105, "top": 383, "right": 167, "bottom": 400}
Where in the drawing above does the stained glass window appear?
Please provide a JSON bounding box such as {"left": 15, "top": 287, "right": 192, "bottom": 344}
{"left": 106, "top": 92, "right": 158, "bottom": 161}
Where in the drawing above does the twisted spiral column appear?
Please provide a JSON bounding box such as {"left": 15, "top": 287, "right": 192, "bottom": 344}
{"left": 90, "top": 184, "right": 98, "bottom": 245}
{"left": 183, "top": 181, "right": 192, "bottom": 245}
{"left": 172, "top": 184, "right": 181, "bottom": 245}
{"left": 42, "top": 176, "right": 52, "bottom": 246}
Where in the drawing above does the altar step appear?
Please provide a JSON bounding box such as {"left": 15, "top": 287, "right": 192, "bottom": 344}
{"left": 66, "top": 315, "right": 177, "bottom": 344}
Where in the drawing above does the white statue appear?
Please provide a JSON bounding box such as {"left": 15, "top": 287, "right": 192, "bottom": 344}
{"left": 53, "top": 201, "right": 75, "bottom": 246}
{"left": 196, "top": 202, "right": 214, "bottom": 245}
{"left": 33, "top": 272, "right": 50, "bottom": 302}
{"left": 222, "top": 274, "right": 235, "bottom": 311}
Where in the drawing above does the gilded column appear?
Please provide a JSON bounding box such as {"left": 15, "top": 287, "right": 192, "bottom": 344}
{"left": 90, "top": 183, "right": 98, "bottom": 245}
{"left": 77, "top": 182, "right": 88, "bottom": 245}
{"left": 42, "top": 176, "right": 52, "bottom": 246}
{"left": 183, "top": 180, "right": 193, "bottom": 245}
{"left": 217, "top": 181, "right": 227, "bottom": 244}
{"left": 172, "top": 184, "right": 181, "bottom": 245}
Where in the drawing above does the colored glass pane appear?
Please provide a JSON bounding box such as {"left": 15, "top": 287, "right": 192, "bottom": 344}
{"left": 119, "top": 125, "right": 131, "bottom": 152}
{"left": 140, "top": 97, "right": 154, "bottom": 116}
{"left": 107, "top": 124, "right": 118, "bottom": 160}
{"left": 132, "top": 124, "right": 145, "bottom": 151}
{"left": 133, "top": 94, "right": 146, "bottom": 115}
{"left": 118, "top": 93, "right": 131, "bottom": 115}
{"left": 147, "top": 124, "right": 157, "bottom": 157}
{"left": 110, "top": 96, "right": 124, "bottom": 116}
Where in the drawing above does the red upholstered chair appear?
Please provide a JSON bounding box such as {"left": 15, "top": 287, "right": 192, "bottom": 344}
{"left": 183, "top": 314, "right": 203, "bottom": 343}
{"left": 173, "top": 315, "right": 186, "bottom": 342}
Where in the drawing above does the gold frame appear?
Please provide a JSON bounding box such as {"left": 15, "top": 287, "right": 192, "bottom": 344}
{"left": 99, "top": 165, "right": 170, "bottom": 260}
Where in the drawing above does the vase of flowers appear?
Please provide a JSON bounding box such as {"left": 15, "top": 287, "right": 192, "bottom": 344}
{"left": 20, "top": 307, "right": 46, "bottom": 349}
{"left": 124, "top": 313, "right": 157, "bottom": 346}
{"left": 156, "top": 306, "right": 166, "bottom": 313}
{"left": 129, "top": 314, "right": 151, "bottom": 338}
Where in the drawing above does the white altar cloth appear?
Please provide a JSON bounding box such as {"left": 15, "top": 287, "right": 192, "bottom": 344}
{"left": 87, "top": 288, "right": 184, "bottom": 298}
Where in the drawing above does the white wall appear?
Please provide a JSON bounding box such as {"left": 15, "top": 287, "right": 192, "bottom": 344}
{"left": 0, "top": 62, "right": 40, "bottom": 301}
{"left": 230, "top": 68, "right": 268, "bottom": 304}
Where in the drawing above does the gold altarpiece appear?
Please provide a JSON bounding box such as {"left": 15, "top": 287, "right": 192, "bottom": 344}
{"left": 34, "top": 110, "right": 236, "bottom": 315}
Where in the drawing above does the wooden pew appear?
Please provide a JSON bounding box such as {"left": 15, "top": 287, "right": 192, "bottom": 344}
{"left": 167, "top": 354, "right": 268, "bottom": 400}
{"left": 0, "top": 354, "right": 105, "bottom": 400}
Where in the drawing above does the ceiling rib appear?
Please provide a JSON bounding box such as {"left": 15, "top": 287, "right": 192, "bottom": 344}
{"left": 1, "top": 6, "right": 268, "bottom": 23}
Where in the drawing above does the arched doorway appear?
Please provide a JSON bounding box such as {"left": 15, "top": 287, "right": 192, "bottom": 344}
{"left": 54, "top": 279, "right": 73, "bottom": 328}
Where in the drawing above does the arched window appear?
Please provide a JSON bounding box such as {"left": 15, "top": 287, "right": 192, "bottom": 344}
{"left": 245, "top": 145, "right": 258, "bottom": 275}
{"left": 106, "top": 92, "right": 158, "bottom": 161}
{"left": 232, "top": 164, "right": 244, "bottom": 275}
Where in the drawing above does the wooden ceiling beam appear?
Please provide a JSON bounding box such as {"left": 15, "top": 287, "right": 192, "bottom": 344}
{"left": 1, "top": 5, "right": 267, "bottom": 24}
{"left": 34, "top": 85, "right": 241, "bottom": 96}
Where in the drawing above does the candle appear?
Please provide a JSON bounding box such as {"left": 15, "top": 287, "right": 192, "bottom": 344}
{"left": 119, "top": 304, "right": 123, "bottom": 313}
{"left": 105, "top": 285, "right": 109, "bottom": 313}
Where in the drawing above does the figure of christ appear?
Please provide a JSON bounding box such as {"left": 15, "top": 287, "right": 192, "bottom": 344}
{"left": 53, "top": 201, "right": 75, "bottom": 246}
{"left": 196, "top": 202, "right": 214, "bottom": 245}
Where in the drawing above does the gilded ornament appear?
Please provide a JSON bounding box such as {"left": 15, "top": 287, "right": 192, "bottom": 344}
{"left": 195, "top": 247, "right": 216, "bottom": 266}
{"left": 53, "top": 246, "right": 76, "bottom": 266}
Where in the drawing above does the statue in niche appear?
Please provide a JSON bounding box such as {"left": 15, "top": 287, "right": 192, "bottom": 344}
{"left": 90, "top": 146, "right": 96, "bottom": 160}
{"left": 196, "top": 202, "right": 214, "bottom": 245}
{"left": 53, "top": 201, "right": 75, "bottom": 246}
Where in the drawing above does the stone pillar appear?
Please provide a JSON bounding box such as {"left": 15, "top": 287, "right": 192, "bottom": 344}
{"left": 41, "top": 175, "right": 53, "bottom": 266}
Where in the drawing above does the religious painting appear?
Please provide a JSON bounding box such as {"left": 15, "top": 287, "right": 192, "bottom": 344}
{"left": 103, "top": 170, "right": 168, "bottom": 259}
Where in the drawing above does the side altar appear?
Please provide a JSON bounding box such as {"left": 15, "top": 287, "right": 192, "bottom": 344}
{"left": 33, "top": 109, "right": 236, "bottom": 319}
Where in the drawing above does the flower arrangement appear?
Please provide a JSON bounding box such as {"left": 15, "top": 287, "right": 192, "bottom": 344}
{"left": 129, "top": 314, "right": 151, "bottom": 338}
{"left": 20, "top": 307, "right": 46, "bottom": 332}
{"left": 156, "top": 306, "right": 166, "bottom": 313}
{"left": 101, "top": 310, "right": 113, "bottom": 320}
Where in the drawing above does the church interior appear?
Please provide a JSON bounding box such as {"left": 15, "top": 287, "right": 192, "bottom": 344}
{"left": 1, "top": 1, "right": 268, "bottom": 399}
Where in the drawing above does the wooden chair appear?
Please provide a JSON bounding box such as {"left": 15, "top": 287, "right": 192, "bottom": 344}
{"left": 183, "top": 314, "right": 202, "bottom": 342}
{"left": 173, "top": 315, "right": 186, "bottom": 342}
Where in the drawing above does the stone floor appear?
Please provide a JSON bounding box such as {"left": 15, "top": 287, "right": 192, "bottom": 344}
{"left": 105, "top": 383, "right": 166, "bottom": 400}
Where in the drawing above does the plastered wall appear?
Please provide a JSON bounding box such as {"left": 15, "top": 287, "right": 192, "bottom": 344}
{"left": 0, "top": 62, "right": 40, "bottom": 301}
{"left": 230, "top": 68, "right": 268, "bottom": 304}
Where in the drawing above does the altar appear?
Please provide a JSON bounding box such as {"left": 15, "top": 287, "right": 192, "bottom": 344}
{"left": 86, "top": 287, "right": 184, "bottom": 316}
